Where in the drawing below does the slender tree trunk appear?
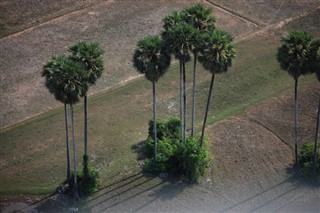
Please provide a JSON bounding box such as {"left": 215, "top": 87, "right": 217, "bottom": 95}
{"left": 200, "top": 73, "right": 215, "bottom": 147}
{"left": 313, "top": 96, "right": 320, "bottom": 178}
{"left": 64, "top": 104, "right": 71, "bottom": 185}
{"left": 152, "top": 80, "right": 157, "bottom": 165}
{"left": 183, "top": 62, "right": 187, "bottom": 145}
{"left": 191, "top": 54, "right": 197, "bottom": 137}
{"left": 294, "top": 78, "right": 300, "bottom": 171}
{"left": 180, "top": 60, "right": 183, "bottom": 138}
{"left": 71, "top": 104, "right": 79, "bottom": 200}
{"left": 84, "top": 95, "right": 88, "bottom": 157}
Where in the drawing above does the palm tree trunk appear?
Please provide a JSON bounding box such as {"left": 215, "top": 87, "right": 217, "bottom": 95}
{"left": 64, "top": 104, "right": 71, "bottom": 185}
{"left": 200, "top": 73, "right": 215, "bottom": 148}
{"left": 152, "top": 80, "right": 157, "bottom": 165}
{"left": 84, "top": 95, "right": 88, "bottom": 157}
{"left": 183, "top": 62, "right": 187, "bottom": 145}
{"left": 180, "top": 60, "right": 183, "bottom": 138}
{"left": 313, "top": 96, "right": 320, "bottom": 178}
{"left": 294, "top": 78, "right": 300, "bottom": 170}
{"left": 71, "top": 104, "right": 79, "bottom": 200}
{"left": 191, "top": 54, "right": 197, "bottom": 137}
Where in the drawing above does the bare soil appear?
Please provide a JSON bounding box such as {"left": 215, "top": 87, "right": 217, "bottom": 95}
{"left": 0, "top": 0, "right": 258, "bottom": 129}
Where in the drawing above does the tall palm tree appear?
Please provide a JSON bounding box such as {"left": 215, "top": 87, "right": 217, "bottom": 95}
{"left": 162, "top": 11, "right": 184, "bottom": 137}
{"left": 182, "top": 4, "right": 216, "bottom": 137}
{"left": 309, "top": 39, "right": 320, "bottom": 177}
{"left": 165, "top": 22, "right": 196, "bottom": 144}
{"left": 43, "top": 55, "right": 88, "bottom": 199}
{"left": 68, "top": 41, "right": 104, "bottom": 158}
{"left": 133, "top": 36, "right": 171, "bottom": 165}
{"left": 42, "top": 55, "right": 71, "bottom": 185}
{"left": 277, "top": 31, "right": 314, "bottom": 168}
{"left": 198, "top": 29, "right": 236, "bottom": 147}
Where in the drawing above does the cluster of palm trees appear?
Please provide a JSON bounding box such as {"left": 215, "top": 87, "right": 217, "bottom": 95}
{"left": 133, "top": 4, "right": 236, "bottom": 165}
{"left": 42, "top": 41, "right": 104, "bottom": 199}
{"left": 277, "top": 31, "right": 320, "bottom": 177}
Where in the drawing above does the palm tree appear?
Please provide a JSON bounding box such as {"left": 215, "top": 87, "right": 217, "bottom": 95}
{"left": 133, "top": 36, "right": 171, "bottom": 164}
{"left": 309, "top": 39, "right": 320, "bottom": 177}
{"left": 42, "top": 55, "right": 71, "bottom": 185}
{"left": 162, "top": 11, "right": 184, "bottom": 137}
{"left": 198, "top": 29, "right": 236, "bottom": 147}
{"left": 165, "top": 22, "right": 196, "bottom": 144}
{"left": 182, "top": 4, "right": 216, "bottom": 137}
{"left": 276, "top": 31, "right": 314, "bottom": 169}
{"left": 68, "top": 41, "right": 104, "bottom": 158}
{"left": 42, "top": 55, "right": 88, "bottom": 199}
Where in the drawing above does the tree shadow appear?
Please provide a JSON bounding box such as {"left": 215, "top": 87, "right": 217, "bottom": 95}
{"left": 220, "top": 164, "right": 320, "bottom": 213}
{"left": 131, "top": 140, "right": 147, "bottom": 161}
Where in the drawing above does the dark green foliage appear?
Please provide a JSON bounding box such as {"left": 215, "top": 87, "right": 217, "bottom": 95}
{"left": 42, "top": 55, "right": 88, "bottom": 105}
{"left": 276, "top": 31, "right": 314, "bottom": 80}
{"left": 144, "top": 117, "right": 210, "bottom": 182}
{"left": 68, "top": 41, "right": 105, "bottom": 85}
{"left": 79, "top": 155, "right": 100, "bottom": 195}
{"left": 148, "top": 116, "right": 180, "bottom": 141}
{"left": 164, "top": 22, "right": 196, "bottom": 63}
{"left": 198, "top": 29, "right": 236, "bottom": 74}
{"left": 133, "top": 36, "right": 171, "bottom": 82}
{"left": 299, "top": 142, "right": 320, "bottom": 177}
{"left": 185, "top": 137, "right": 210, "bottom": 182}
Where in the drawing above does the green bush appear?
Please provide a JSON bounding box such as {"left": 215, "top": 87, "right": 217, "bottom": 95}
{"left": 185, "top": 137, "right": 210, "bottom": 182}
{"left": 299, "top": 142, "right": 320, "bottom": 177}
{"left": 79, "top": 155, "right": 100, "bottom": 195}
{"left": 144, "top": 116, "right": 210, "bottom": 182}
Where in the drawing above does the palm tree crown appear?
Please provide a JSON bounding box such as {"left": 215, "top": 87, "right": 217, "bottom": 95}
{"left": 133, "top": 36, "right": 171, "bottom": 82}
{"left": 68, "top": 41, "right": 104, "bottom": 84}
{"left": 42, "top": 55, "right": 88, "bottom": 105}
{"left": 198, "top": 29, "right": 236, "bottom": 74}
{"left": 165, "top": 22, "right": 196, "bottom": 63}
{"left": 277, "top": 31, "right": 314, "bottom": 80}
{"left": 182, "top": 3, "right": 215, "bottom": 32}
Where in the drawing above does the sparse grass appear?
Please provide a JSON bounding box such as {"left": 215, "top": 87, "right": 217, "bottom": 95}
{"left": 1, "top": 32, "right": 318, "bottom": 195}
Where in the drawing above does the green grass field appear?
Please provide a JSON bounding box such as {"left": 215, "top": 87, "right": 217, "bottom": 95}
{"left": 1, "top": 31, "right": 317, "bottom": 195}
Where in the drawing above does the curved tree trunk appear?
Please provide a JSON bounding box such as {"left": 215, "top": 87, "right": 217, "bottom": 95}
{"left": 64, "top": 104, "right": 71, "bottom": 185}
{"left": 71, "top": 104, "right": 79, "bottom": 200}
{"left": 191, "top": 54, "right": 197, "bottom": 137}
{"left": 200, "top": 73, "right": 215, "bottom": 148}
{"left": 84, "top": 95, "right": 88, "bottom": 157}
{"left": 180, "top": 60, "right": 183, "bottom": 138}
{"left": 313, "top": 96, "right": 320, "bottom": 178}
{"left": 294, "top": 78, "right": 300, "bottom": 170}
{"left": 152, "top": 80, "right": 157, "bottom": 165}
{"left": 183, "top": 62, "right": 187, "bottom": 145}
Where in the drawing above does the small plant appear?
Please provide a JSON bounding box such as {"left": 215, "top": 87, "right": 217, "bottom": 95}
{"left": 299, "top": 142, "right": 320, "bottom": 177}
{"left": 144, "top": 116, "right": 211, "bottom": 182}
{"left": 79, "top": 155, "right": 100, "bottom": 195}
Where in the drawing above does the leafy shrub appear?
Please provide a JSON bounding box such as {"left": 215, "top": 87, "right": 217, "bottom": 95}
{"left": 185, "top": 137, "right": 210, "bottom": 182}
{"left": 79, "top": 155, "right": 100, "bottom": 195}
{"left": 144, "top": 116, "right": 210, "bottom": 182}
{"left": 299, "top": 142, "right": 320, "bottom": 177}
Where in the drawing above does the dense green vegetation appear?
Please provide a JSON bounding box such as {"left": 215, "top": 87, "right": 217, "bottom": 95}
{"left": 144, "top": 117, "right": 210, "bottom": 182}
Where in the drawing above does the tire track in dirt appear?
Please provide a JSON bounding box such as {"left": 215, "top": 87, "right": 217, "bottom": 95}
{"left": 203, "top": 0, "right": 265, "bottom": 27}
